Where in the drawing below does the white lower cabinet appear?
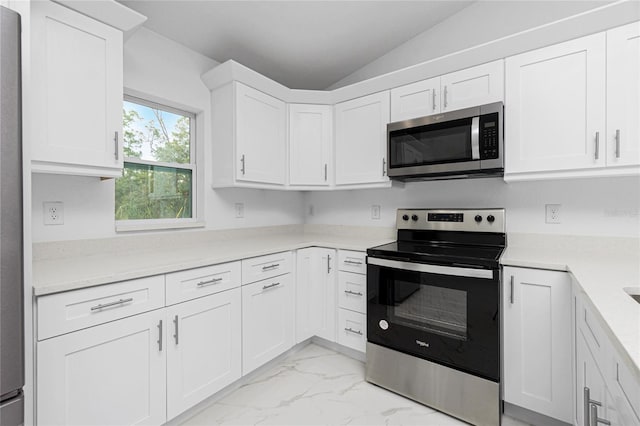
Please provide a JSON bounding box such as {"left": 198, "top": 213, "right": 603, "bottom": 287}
{"left": 337, "top": 309, "right": 366, "bottom": 353}
{"left": 166, "top": 288, "right": 241, "bottom": 420}
{"left": 295, "top": 248, "right": 337, "bottom": 343}
{"left": 502, "top": 266, "right": 572, "bottom": 423}
{"left": 37, "top": 309, "right": 167, "bottom": 426}
{"left": 242, "top": 273, "right": 295, "bottom": 375}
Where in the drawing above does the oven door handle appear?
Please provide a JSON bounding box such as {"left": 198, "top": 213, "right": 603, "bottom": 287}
{"left": 367, "top": 257, "right": 494, "bottom": 279}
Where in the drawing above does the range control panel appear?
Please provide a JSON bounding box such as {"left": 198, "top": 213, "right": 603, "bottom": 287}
{"left": 397, "top": 209, "right": 505, "bottom": 233}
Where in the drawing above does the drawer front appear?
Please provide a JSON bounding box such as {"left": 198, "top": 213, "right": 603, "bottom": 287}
{"left": 38, "top": 275, "right": 165, "bottom": 340}
{"left": 337, "top": 308, "right": 366, "bottom": 353}
{"left": 338, "top": 271, "right": 366, "bottom": 314}
{"left": 613, "top": 357, "right": 640, "bottom": 422}
{"left": 577, "top": 295, "right": 607, "bottom": 368}
{"left": 338, "top": 250, "right": 366, "bottom": 274}
{"left": 241, "top": 251, "right": 292, "bottom": 285}
{"left": 165, "top": 261, "right": 241, "bottom": 305}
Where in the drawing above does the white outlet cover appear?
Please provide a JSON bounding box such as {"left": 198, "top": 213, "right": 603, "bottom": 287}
{"left": 43, "top": 201, "right": 64, "bottom": 225}
{"left": 371, "top": 205, "right": 381, "bottom": 220}
{"left": 545, "top": 204, "right": 561, "bottom": 224}
{"left": 235, "top": 203, "right": 244, "bottom": 218}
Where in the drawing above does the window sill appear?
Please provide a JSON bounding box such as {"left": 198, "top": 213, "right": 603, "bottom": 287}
{"left": 115, "top": 219, "right": 206, "bottom": 233}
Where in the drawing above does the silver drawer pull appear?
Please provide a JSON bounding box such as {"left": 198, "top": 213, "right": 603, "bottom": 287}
{"left": 197, "top": 277, "right": 223, "bottom": 287}
{"left": 262, "top": 263, "right": 280, "bottom": 271}
{"left": 416, "top": 340, "right": 430, "bottom": 348}
{"left": 344, "top": 290, "right": 363, "bottom": 296}
{"left": 344, "top": 259, "right": 363, "bottom": 265}
{"left": 262, "top": 282, "right": 281, "bottom": 291}
{"left": 344, "top": 327, "right": 362, "bottom": 335}
{"left": 90, "top": 298, "right": 133, "bottom": 311}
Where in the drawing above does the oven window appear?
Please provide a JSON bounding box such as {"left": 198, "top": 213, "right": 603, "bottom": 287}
{"left": 391, "top": 280, "right": 467, "bottom": 340}
{"left": 389, "top": 118, "right": 473, "bottom": 168}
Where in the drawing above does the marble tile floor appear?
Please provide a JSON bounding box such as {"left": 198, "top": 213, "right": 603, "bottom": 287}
{"left": 181, "top": 343, "right": 530, "bottom": 426}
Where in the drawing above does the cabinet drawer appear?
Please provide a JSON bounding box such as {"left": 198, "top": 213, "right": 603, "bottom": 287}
{"left": 337, "top": 309, "right": 366, "bottom": 353}
{"left": 613, "top": 357, "right": 640, "bottom": 422}
{"left": 338, "top": 250, "right": 366, "bottom": 274}
{"left": 577, "top": 295, "right": 607, "bottom": 368}
{"left": 165, "top": 261, "right": 240, "bottom": 305}
{"left": 37, "top": 275, "right": 165, "bottom": 340}
{"left": 338, "top": 272, "right": 366, "bottom": 314}
{"left": 241, "top": 251, "right": 292, "bottom": 285}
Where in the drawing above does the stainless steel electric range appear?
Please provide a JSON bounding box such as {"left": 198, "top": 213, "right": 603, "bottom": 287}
{"left": 365, "top": 208, "right": 506, "bottom": 426}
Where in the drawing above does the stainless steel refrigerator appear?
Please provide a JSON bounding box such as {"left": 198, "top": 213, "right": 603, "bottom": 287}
{"left": 0, "top": 5, "right": 24, "bottom": 426}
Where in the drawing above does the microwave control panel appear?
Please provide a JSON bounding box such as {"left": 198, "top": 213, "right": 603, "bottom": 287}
{"left": 479, "top": 113, "right": 500, "bottom": 160}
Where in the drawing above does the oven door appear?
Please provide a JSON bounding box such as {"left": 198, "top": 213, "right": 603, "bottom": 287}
{"left": 387, "top": 115, "right": 480, "bottom": 177}
{"left": 367, "top": 256, "right": 500, "bottom": 382}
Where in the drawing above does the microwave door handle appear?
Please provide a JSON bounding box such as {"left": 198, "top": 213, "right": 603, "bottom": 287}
{"left": 471, "top": 116, "right": 480, "bottom": 160}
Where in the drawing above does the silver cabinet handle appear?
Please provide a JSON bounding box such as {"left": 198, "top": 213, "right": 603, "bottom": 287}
{"left": 262, "top": 263, "right": 280, "bottom": 271}
{"left": 471, "top": 116, "right": 480, "bottom": 160}
{"left": 432, "top": 89, "right": 436, "bottom": 111}
{"left": 157, "top": 320, "right": 163, "bottom": 352}
{"left": 344, "top": 259, "right": 363, "bottom": 265}
{"left": 173, "top": 315, "right": 179, "bottom": 345}
{"left": 589, "top": 404, "right": 611, "bottom": 426}
{"left": 510, "top": 276, "right": 514, "bottom": 304}
{"left": 114, "top": 131, "right": 119, "bottom": 160}
{"left": 595, "top": 132, "right": 600, "bottom": 160}
{"left": 382, "top": 158, "right": 386, "bottom": 177}
{"left": 443, "top": 86, "right": 448, "bottom": 108}
{"left": 344, "top": 327, "right": 362, "bottom": 335}
{"left": 327, "top": 254, "right": 331, "bottom": 274}
{"left": 91, "top": 297, "right": 133, "bottom": 311}
{"left": 262, "top": 282, "right": 280, "bottom": 291}
{"left": 615, "top": 129, "right": 621, "bottom": 159}
{"left": 324, "top": 164, "right": 327, "bottom": 181}
{"left": 344, "top": 290, "right": 363, "bottom": 296}
{"left": 416, "top": 340, "right": 430, "bottom": 347}
{"left": 584, "top": 387, "right": 602, "bottom": 426}
{"left": 197, "top": 277, "right": 223, "bottom": 287}
{"left": 240, "top": 154, "right": 246, "bottom": 175}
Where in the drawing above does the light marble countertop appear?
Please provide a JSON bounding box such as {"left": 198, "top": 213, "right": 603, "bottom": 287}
{"left": 32, "top": 225, "right": 394, "bottom": 296}
{"left": 501, "top": 233, "right": 640, "bottom": 374}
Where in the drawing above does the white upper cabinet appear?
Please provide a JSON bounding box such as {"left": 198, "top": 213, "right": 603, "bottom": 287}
{"left": 390, "top": 61, "right": 504, "bottom": 122}
{"left": 606, "top": 22, "right": 640, "bottom": 167}
{"left": 335, "top": 91, "right": 390, "bottom": 186}
{"left": 390, "top": 77, "right": 440, "bottom": 122}
{"left": 211, "top": 82, "right": 286, "bottom": 188}
{"left": 289, "top": 104, "right": 333, "bottom": 186}
{"left": 30, "top": 0, "right": 124, "bottom": 178}
{"left": 440, "top": 60, "right": 504, "bottom": 113}
{"left": 505, "top": 33, "right": 607, "bottom": 176}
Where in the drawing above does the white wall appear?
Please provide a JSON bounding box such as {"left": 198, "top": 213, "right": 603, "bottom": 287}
{"left": 32, "top": 28, "right": 304, "bottom": 242}
{"left": 328, "top": 0, "right": 621, "bottom": 89}
{"left": 305, "top": 177, "right": 640, "bottom": 238}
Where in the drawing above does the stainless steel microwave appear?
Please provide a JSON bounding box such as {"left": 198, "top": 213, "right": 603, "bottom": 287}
{"left": 387, "top": 102, "right": 503, "bottom": 181}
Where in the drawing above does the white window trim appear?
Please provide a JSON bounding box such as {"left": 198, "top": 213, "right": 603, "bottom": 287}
{"left": 116, "top": 94, "right": 203, "bottom": 232}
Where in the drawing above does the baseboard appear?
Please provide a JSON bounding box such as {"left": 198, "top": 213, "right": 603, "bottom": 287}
{"left": 311, "top": 336, "right": 366, "bottom": 362}
{"left": 503, "top": 402, "right": 571, "bottom": 426}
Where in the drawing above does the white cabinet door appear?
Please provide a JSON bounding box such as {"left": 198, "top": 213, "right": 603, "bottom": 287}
{"left": 37, "top": 310, "right": 166, "bottom": 426}
{"left": 235, "top": 82, "right": 286, "bottom": 185}
{"left": 440, "top": 60, "right": 504, "bottom": 112}
{"left": 337, "top": 308, "right": 366, "bottom": 353}
{"left": 289, "top": 104, "right": 333, "bottom": 186}
{"left": 335, "top": 91, "right": 390, "bottom": 185}
{"left": 242, "top": 274, "right": 295, "bottom": 375}
{"left": 166, "top": 288, "right": 241, "bottom": 420}
{"left": 502, "top": 267, "right": 572, "bottom": 423}
{"left": 606, "top": 22, "right": 640, "bottom": 167}
{"left": 295, "top": 247, "right": 337, "bottom": 343}
{"left": 505, "top": 34, "right": 606, "bottom": 174}
{"left": 576, "top": 329, "right": 608, "bottom": 426}
{"left": 390, "top": 77, "right": 440, "bottom": 122}
{"left": 30, "top": 0, "right": 123, "bottom": 178}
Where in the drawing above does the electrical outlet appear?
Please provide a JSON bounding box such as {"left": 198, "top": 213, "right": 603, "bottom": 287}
{"left": 235, "top": 203, "right": 244, "bottom": 218}
{"left": 43, "top": 202, "right": 64, "bottom": 225}
{"left": 371, "top": 205, "right": 381, "bottom": 220}
{"left": 545, "top": 204, "right": 561, "bottom": 224}
{"left": 308, "top": 204, "right": 314, "bottom": 216}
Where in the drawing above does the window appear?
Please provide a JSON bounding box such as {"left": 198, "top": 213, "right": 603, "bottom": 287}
{"left": 115, "top": 95, "right": 197, "bottom": 229}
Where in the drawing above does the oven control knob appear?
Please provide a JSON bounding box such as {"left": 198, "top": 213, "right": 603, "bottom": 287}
{"left": 411, "top": 214, "right": 419, "bottom": 221}
{"left": 487, "top": 215, "right": 495, "bottom": 223}
{"left": 474, "top": 215, "right": 483, "bottom": 223}
{"left": 379, "top": 319, "right": 389, "bottom": 330}
{"left": 402, "top": 214, "right": 409, "bottom": 221}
